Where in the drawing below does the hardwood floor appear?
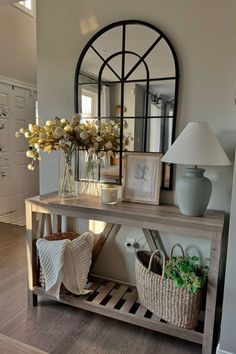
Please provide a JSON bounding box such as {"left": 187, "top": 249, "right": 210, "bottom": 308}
{"left": 0, "top": 333, "right": 49, "bottom": 354}
{"left": 0, "top": 222, "right": 202, "bottom": 354}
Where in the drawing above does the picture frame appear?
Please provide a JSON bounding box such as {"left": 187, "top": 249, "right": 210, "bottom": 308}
{"left": 122, "top": 152, "right": 163, "bottom": 205}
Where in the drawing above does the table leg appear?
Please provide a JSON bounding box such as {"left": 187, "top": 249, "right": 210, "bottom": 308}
{"left": 142, "top": 229, "right": 168, "bottom": 258}
{"left": 25, "top": 201, "right": 38, "bottom": 307}
{"left": 52, "top": 215, "right": 62, "bottom": 233}
{"left": 202, "top": 231, "right": 222, "bottom": 354}
{"left": 45, "top": 214, "right": 52, "bottom": 234}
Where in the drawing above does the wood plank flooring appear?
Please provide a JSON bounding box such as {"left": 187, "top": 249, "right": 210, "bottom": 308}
{"left": 0, "top": 333, "right": 49, "bottom": 354}
{"left": 0, "top": 223, "right": 202, "bottom": 354}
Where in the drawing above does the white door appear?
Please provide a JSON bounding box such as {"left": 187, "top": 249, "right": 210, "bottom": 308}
{"left": 0, "top": 82, "right": 39, "bottom": 214}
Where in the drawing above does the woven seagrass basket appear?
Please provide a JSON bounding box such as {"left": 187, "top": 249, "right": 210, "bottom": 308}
{"left": 39, "top": 232, "right": 80, "bottom": 288}
{"left": 135, "top": 245, "right": 202, "bottom": 329}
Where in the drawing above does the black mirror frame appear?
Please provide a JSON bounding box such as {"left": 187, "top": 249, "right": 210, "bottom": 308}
{"left": 74, "top": 19, "right": 179, "bottom": 190}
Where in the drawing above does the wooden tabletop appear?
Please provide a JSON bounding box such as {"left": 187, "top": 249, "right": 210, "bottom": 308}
{"left": 26, "top": 193, "right": 225, "bottom": 239}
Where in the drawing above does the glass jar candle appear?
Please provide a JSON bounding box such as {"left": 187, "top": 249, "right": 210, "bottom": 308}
{"left": 101, "top": 185, "right": 118, "bottom": 205}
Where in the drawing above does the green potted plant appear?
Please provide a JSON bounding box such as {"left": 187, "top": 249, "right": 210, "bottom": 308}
{"left": 164, "top": 252, "right": 209, "bottom": 294}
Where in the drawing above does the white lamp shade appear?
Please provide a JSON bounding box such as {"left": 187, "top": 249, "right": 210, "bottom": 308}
{"left": 162, "top": 121, "right": 231, "bottom": 166}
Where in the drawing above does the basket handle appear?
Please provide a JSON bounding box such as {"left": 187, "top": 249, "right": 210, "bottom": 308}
{"left": 148, "top": 249, "right": 165, "bottom": 278}
{"left": 170, "top": 243, "right": 185, "bottom": 259}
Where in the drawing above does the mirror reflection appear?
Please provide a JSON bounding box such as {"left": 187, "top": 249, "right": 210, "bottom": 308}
{"left": 79, "top": 78, "right": 175, "bottom": 119}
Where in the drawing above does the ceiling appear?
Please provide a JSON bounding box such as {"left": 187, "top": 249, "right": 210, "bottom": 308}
{"left": 0, "top": 0, "right": 20, "bottom": 4}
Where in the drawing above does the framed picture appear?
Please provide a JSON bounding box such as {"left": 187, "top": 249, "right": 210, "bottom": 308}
{"left": 122, "top": 152, "right": 163, "bottom": 205}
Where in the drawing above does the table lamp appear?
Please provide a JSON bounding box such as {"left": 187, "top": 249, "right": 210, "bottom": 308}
{"left": 161, "top": 121, "right": 231, "bottom": 216}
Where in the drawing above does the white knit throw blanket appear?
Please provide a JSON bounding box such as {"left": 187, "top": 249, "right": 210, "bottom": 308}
{"left": 36, "top": 232, "right": 94, "bottom": 299}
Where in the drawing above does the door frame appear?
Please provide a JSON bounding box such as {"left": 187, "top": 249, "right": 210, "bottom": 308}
{"left": 0, "top": 75, "right": 37, "bottom": 93}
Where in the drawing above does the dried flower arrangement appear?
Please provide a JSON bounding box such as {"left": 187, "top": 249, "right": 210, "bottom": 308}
{"left": 15, "top": 114, "right": 133, "bottom": 171}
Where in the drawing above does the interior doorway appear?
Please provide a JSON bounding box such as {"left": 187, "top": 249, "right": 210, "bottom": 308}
{"left": 0, "top": 79, "right": 39, "bottom": 215}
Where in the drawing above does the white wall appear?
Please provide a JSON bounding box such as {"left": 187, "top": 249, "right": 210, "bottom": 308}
{"left": 219, "top": 149, "right": 236, "bottom": 354}
{"left": 0, "top": 4, "right": 36, "bottom": 84}
{"left": 37, "top": 1, "right": 236, "bottom": 351}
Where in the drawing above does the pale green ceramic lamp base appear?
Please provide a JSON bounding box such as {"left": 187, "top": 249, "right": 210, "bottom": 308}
{"left": 176, "top": 168, "right": 212, "bottom": 217}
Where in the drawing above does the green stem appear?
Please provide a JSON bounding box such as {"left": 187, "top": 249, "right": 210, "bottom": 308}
{"left": 60, "top": 146, "right": 76, "bottom": 196}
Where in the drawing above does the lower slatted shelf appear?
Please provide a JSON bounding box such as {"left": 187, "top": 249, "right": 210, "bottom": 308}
{"left": 33, "top": 276, "right": 204, "bottom": 345}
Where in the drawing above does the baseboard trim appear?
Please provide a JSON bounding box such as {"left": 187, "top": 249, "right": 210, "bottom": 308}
{"left": 0, "top": 75, "right": 37, "bottom": 92}
{"left": 216, "top": 344, "right": 235, "bottom": 354}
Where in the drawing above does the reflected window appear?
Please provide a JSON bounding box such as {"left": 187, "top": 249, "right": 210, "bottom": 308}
{"left": 81, "top": 89, "right": 97, "bottom": 118}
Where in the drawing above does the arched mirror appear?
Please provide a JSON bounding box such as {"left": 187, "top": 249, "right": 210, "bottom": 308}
{"left": 74, "top": 20, "right": 179, "bottom": 189}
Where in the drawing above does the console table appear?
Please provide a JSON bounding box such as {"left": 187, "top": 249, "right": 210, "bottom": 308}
{"left": 25, "top": 193, "right": 225, "bottom": 354}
